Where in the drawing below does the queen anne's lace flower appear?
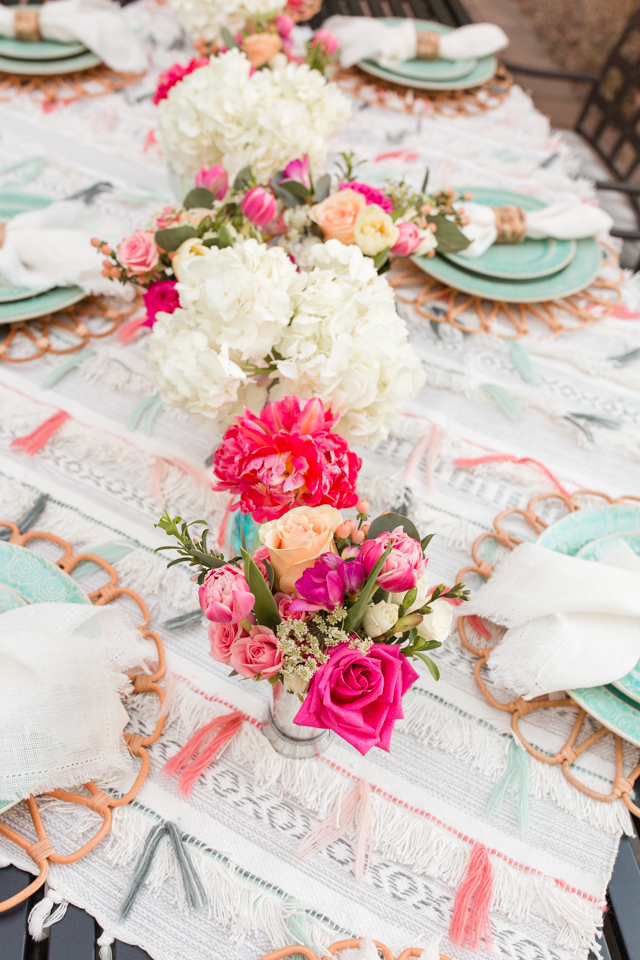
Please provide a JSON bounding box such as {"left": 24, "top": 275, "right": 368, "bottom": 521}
{"left": 168, "top": 0, "right": 285, "bottom": 41}
{"left": 157, "top": 49, "right": 351, "bottom": 183}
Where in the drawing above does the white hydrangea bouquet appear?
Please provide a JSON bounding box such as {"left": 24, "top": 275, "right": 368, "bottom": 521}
{"left": 157, "top": 48, "right": 350, "bottom": 185}
{"left": 148, "top": 237, "right": 425, "bottom": 445}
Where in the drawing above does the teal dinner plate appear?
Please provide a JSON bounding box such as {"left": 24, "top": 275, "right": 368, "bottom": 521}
{"left": 568, "top": 685, "right": 640, "bottom": 748}
{"left": 0, "top": 37, "right": 87, "bottom": 62}
{"left": 359, "top": 21, "right": 497, "bottom": 91}
{"left": 0, "top": 541, "right": 91, "bottom": 606}
{"left": 0, "top": 581, "right": 29, "bottom": 614}
{"left": 537, "top": 505, "right": 640, "bottom": 555}
{"left": 0, "top": 191, "right": 52, "bottom": 303}
{"left": 0, "top": 285, "right": 85, "bottom": 322}
{"left": 443, "top": 188, "right": 577, "bottom": 280}
{"left": 0, "top": 49, "right": 101, "bottom": 76}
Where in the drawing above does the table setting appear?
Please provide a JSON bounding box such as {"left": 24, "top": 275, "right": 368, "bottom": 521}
{"left": 0, "top": 3, "right": 640, "bottom": 960}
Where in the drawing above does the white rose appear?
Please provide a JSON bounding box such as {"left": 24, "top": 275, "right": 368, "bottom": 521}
{"left": 362, "top": 601, "right": 400, "bottom": 639}
{"left": 417, "top": 600, "right": 453, "bottom": 644}
{"left": 172, "top": 238, "right": 207, "bottom": 281}
{"left": 390, "top": 571, "right": 431, "bottom": 613}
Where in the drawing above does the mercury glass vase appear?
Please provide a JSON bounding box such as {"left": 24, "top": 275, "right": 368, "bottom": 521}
{"left": 264, "top": 681, "right": 332, "bottom": 759}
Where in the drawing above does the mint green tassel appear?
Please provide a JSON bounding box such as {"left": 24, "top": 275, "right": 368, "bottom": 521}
{"left": 507, "top": 341, "right": 541, "bottom": 385}
{"left": 487, "top": 739, "right": 530, "bottom": 830}
{"left": 0, "top": 156, "right": 45, "bottom": 186}
{"left": 128, "top": 393, "right": 159, "bottom": 432}
{"left": 142, "top": 394, "right": 163, "bottom": 435}
{"left": 287, "top": 912, "right": 321, "bottom": 960}
{"left": 480, "top": 383, "right": 520, "bottom": 421}
{"left": 41, "top": 348, "right": 95, "bottom": 389}
{"left": 71, "top": 540, "right": 136, "bottom": 580}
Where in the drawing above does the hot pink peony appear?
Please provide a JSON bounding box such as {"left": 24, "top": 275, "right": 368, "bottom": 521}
{"left": 281, "top": 156, "right": 311, "bottom": 190}
{"left": 195, "top": 164, "right": 228, "bottom": 200}
{"left": 339, "top": 181, "right": 393, "bottom": 213}
{"left": 117, "top": 231, "right": 159, "bottom": 276}
{"left": 391, "top": 222, "right": 422, "bottom": 257}
{"left": 293, "top": 643, "right": 419, "bottom": 754}
{"left": 359, "top": 526, "right": 426, "bottom": 593}
{"left": 153, "top": 58, "right": 208, "bottom": 105}
{"left": 241, "top": 186, "right": 277, "bottom": 228}
{"left": 199, "top": 564, "right": 255, "bottom": 624}
{"left": 229, "top": 625, "right": 283, "bottom": 679}
{"left": 212, "top": 396, "right": 362, "bottom": 522}
{"left": 209, "top": 618, "right": 253, "bottom": 664}
{"left": 142, "top": 280, "right": 180, "bottom": 328}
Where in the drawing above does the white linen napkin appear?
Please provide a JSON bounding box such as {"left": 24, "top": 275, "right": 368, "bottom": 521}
{"left": 0, "top": 602, "right": 151, "bottom": 803}
{"left": 457, "top": 201, "right": 614, "bottom": 259}
{"left": 465, "top": 542, "right": 640, "bottom": 698}
{"left": 0, "top": 0, "right": 148, "bottom": 74}
{"left": 323, "top": 17, "right": 508, "bottom": 69}
{"left": 0, "top": 199, "right": 130, "bottom": 297}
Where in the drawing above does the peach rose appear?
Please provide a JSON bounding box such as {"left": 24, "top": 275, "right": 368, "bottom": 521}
{"left": 258, "top": 505, "right": 343, "bottom": 594}
{"left": 117, "top": 230, "right": 159, "bottom": 276}
{"left": 242, "top": 32, "right": 282, "bottom": 67}
{"left": 309, "top": 189, "right": 366, "bottom": 246}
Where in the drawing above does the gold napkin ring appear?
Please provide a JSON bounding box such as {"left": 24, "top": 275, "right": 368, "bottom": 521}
{"left": 416, "top": 30, "right": 440, "bottom": 61}
{"left": 0, "top": 223, "right": 5, "bottom": 250}
{"left": 14, "top": 9, "right": 41, "bottom": 43}
{"left": 493, "top": 205, "right": 527, "bottom": 244}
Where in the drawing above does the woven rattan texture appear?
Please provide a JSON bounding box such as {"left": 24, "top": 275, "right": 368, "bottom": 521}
{"left": 456, "top": 490, "right": 640, "bottom": 817}
{"left": 0, "top": 65, "right": 139, "bottom": 107}
{"left": 0, "top": 524, "right": 167, "bottom": 911}
{"left": 257, "top": 943, "right": 453, "bottom": 959}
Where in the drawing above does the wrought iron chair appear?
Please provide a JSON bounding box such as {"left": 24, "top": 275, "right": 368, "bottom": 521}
{"left": 307, "top": 0, "right": 470, "bottom": 30}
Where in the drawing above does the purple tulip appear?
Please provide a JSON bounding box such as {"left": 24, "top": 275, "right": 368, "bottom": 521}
{"left": 291, "top": 553, "right": 365, "bottom": 612}
{"left": 241, "top": 186, "right": 277, "bottom": 228}
{"left": 281, "top": 156, "right": 311, "bottom": 190}
{"left": 195, "top": 164, "right": 228, "bottom": 200}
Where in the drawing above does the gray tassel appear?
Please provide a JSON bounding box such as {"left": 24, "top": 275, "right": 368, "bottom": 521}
{"left": 0, "top": 493, "right": 48, "bottom": 541}
{"left": 162, "top": 609, "right": 204, "bottom": 631}
{"left": 120, "top": 821, "right": 207, "bottom": 920}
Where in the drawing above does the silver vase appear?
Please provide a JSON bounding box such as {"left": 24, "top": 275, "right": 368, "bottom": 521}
{"left": 263, "top": 682, "right": 332, "bottom": 759}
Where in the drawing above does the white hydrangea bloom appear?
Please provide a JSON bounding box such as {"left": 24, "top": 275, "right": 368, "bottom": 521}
{"left": 157, "top": 49, "right": 351, "bottom": 183}
{"left": 168, "top": 0, "right": 285, "bottom": 42}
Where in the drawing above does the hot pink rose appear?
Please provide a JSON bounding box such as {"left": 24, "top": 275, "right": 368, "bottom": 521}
{"left": 312, "top": 28, "right": 339, "bottom": 57}
{"left": 339, "top": 181, "right": 393, "bottom": 213}
{"left": 117, "top": 230, "right": 159, "bottom": 276}
{"left": 142, "top": 280, "right": 180, "bottom": 328}
{"left": 199, "top": 564, "right": 255, "bottom": 624}
{"left": 391, "top": 222, "right": 422, "bottom": 257}
{"left": 195, "top": 164, "right": 228, "bottom": 200}
{"left": 209, "top": 618, "right": 254, "bottom": 664}
{"left": 241, "top": 186, "right": 277, "bottom": 228}
{"left": 229, "top": 625, "right": 283, "bottom": 679}
{"left": 359, "top": 526, "right": 426, "bottom": 593}
{"left": 293, "top": 643, "right": 419, "bottom": 754}
{"left": 153, "top": 58, "right": 208, "bottom": 105}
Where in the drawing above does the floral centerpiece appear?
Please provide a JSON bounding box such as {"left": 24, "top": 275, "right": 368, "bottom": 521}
{"left": 167, "top": 0, "right": 321, "bottom": 44}
{"left": 157, "top": 397, "right": 470, "bottom": 755}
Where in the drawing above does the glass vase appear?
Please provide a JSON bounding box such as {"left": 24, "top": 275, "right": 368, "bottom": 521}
{"left": 226, "top": 510, "right": 262, "bottom": 558}
{"left": 264, "top": 681, "right": 332, "bottom": 759}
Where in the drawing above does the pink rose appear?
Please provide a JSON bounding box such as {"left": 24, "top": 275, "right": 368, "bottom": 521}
{"left": 117, "top": 230, "right": 159, "bottom": 276}
{"left": 198, "top": 564, "right": 255, "bottom": 624}
{"left": 209, "top": 618, "right": 253, "bottom": 664}
{"left": 195, "top": 164, "right": 228, "bottom": 200}
{"left": 312, "top": 28, "right": 339, "bottom": 57}
{"left": 241, "top": 186, "right": 277, "bottom": 228}
{"left": 155, "top": 205, "right": 181, "bottom": 230}
{"left": 275, "top": 14, "right": 294, "bottom": 37}
{"left": 252, "top": 544, "right": 271, "bottom": 583}
{"left": 391, "top": 222, "right": 422, "bottom": 257}
{"left": 274, "top": 591, "right": 308, "bottom": 621}
{"left": 294, "top": 643, "right": 419, "bottom": 754}
{"left": 359, "top": 526, "right": 426, "bottom": 593}
{"left": 229, "top": 625, "right": 282, "bottom": 679}
{"left": 142, "top": 280, "right": 180, "bottom": 328}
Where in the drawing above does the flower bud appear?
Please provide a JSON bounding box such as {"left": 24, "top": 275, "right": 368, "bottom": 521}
{"left": 312, "top": 28, "right": 339, "bottom": 56}
{"left": 241, "top": 186, "right": 277, "bottom": 228}
{"left": 362, "top": 600, "right": 399, "bottom": 638}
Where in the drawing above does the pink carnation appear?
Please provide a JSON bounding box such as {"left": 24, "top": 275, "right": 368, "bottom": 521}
{"left": 117, "top": 230, "right": 159, "bottom": 276}
{"left": 199, "top": 564, "right": 255, "bottom": 624}
{"left": 359, "top": 526, "right": 426, "bottom": 593}
{"left": 142, "top": 280, "right": 180, "bottom": 328}
{"left": 212, "top": 396, "right": 362, "bottom": 522}
{"left": 229, "top": 625, "right": 282, "bottom": 679}
{"left": 339, "top": 181, "right": 393, "bottom": 213}
{"left": 153, "top": 58, "right": 208, "bottom": 105}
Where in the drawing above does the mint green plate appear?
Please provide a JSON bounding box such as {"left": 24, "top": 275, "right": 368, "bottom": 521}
{"left": 412, "top": 189, "right": 602, "bottom": 303}
{"left": 0, "top": 541, "right": 90, "bottom": 606}
{"left": 0, "top": 581, "right": 29, "bottom": 613}
{"left": 0, "top": 49, "right": 101, "bottom": 76}
{"left": 443, "top": 188, "right": 577, "bottom": 280}
{"left": 359, "top": 21, "right": 497, "bottom": 91}
{"left": 0, "top": 191, "right": 52, "bottom": 303}
{"left": 0, "top": 38, "right": 86, "bottom": 62}
{"left": 537, "top": 505, "right": 640, "bottom": 555}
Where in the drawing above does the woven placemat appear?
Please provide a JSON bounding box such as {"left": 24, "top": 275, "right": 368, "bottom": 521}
{"left": 0, "top": 64, "right": 139, "bottom": 107}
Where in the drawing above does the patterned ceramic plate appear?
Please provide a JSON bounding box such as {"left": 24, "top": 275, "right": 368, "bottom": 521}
{"left": 0, "top": 49, "right": 101, "bottom": 76}
{"left": 443, "top": 188, "right": 577, "bottom": 280}
{"left": 537, "top": 505, "right": 640, "bottom": 555}
{"left": 0, "top": 541, "right": 90, "bottom": 606}
{"left": 0, "top": 581, "right": 29, "bottom": 614}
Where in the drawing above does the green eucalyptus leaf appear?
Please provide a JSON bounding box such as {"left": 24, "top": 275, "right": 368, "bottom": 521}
{"left": 233, "top": 166, "right": 253, "bottom": 191}
{"left": 280, "top": 179, "right": 311, "bottom": 199}
{"left": 155, "top": 224, "right": 198, "bottom": 252}
{"left": 221, "top": 27, "right": 239, "bottom": 49}
{"left": 271, "top": 176, "right": 303, "bottom": 207}
{"left": 426, "top": 213, "right": 470, "bottom": 254}
{"left": 312, "top": 173, "right": 331, "bottom": 202}
{"left": 241, "top": 547, "right": 281, "bottom": 631}
{"left": 372, "top": 246, "right": 390, "bottom": 270}
{"left": 202, "top": 237, "right": 220, "bottom": 247}
{"left": 183, "top": 187, "right": 216, "bottom": 210}
{"left": 366, "top": 512, "right": 420, "bottom": 543}
{"left": 217, "top": 224, "right": 234, "bottom": 248}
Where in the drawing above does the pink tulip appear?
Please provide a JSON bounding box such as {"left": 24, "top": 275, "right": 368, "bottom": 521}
{"left": 281, "top": 155, "right": 311, "bottom": 190}
{"left": 275, "top": 14, "right": 295, "bottom": 38}
{"left": 312, "top": 28, "right": 339, "bottom": 56}
{"left": 195, "top": 164, "right": 228, "bottom": 200}
{"left": 241, "top": 186, "right": 277, "bottom": 228}
{"left": 391, "top": 222, "right": 422, "bottom": 257}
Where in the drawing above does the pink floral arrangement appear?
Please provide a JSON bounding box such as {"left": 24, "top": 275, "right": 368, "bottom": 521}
{"left": 212, "top": 396, "right": 362, "bottom": 522}
{"left": 153, "top": 58, "right": 208, "bottom": 104}
{"left": 158, "top": 500, "right": 470, "bottom": 755}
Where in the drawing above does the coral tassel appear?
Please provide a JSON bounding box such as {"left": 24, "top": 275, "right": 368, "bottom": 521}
{"left": 163, "top": 711, "right": 243, "bottom": 797}
{"left": 450, "top": 843, "right": 493, "bottom": 950}
{"left": 118, "top": 314, "right": 148, "bottom": 345}
{"left": 10, "top": 410, "right": 69, "bottom": 455}
{"left": 452, "top": 454, "right": 569, "bottom": 498}
{"left": 298, "top": 780, "right": 372, "bottom": 879}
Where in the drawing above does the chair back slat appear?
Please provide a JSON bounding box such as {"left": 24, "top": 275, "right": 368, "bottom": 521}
{"left": 308, "top": 0, "right": 470, "bottom": 26}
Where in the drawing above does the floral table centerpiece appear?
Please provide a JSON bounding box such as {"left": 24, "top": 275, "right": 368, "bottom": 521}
{"left": 167, "top": 0, "right": 322, "bottom": 45}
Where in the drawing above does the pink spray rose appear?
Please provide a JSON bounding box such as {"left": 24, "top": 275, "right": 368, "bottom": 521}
{"left": 241, "top": 186, "right": 277, "bottom": 228}
{"left": 117, "top": 230, "right": 159, "bottom": 276}
{"left": 281, "top": 156, "right": 311, "bottom": 189}
{"left": 195, "top": 164, "right": 228, "bottom": 200}
{"left": 294, "top": 643, "right": 419, "bottom": 754}
{"left": 359, "top": 526, "right": 426, "bottom": 593}
{"left": 274, "top": 592, "right": 308, "bottom": 621}
{"left": 251, "top": 544, "right": 271, "bottom": 583}
{"left": 209, "top": 618, "right": 254, "bottom": 664}
{"left": 142, "top": 280, "right": 180, "bottom": 328}
{"left": 312, "top": 28, "right": 339, "bottom": 57}
{"left": 275, "top": 14, "right": 295, "bottom": 37}
{"left": 391, "top": 222, "right": 422, "bottom": 257}
{"left": 153, "top": 58, "right": 208, "bottom": 105}
{"left": 339, "top": 181, "right": 393, "bottom": 213}
{"left": 198, "top": 564, "right": 255, "bottom": 624}
{"left": 155, "top": 205, "right": 181, "bottom": 230}
{"left": 229, "top": 625, "right": 283, "bottom": 679}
